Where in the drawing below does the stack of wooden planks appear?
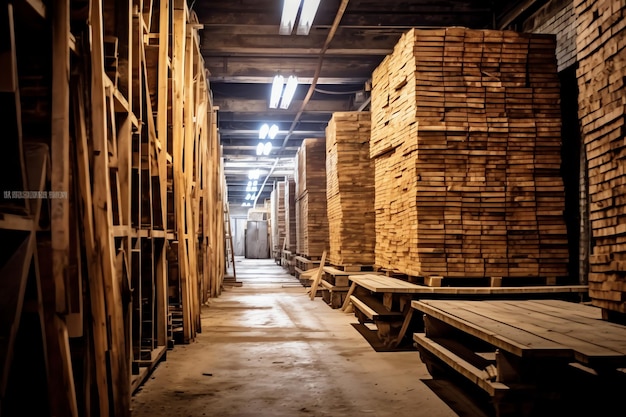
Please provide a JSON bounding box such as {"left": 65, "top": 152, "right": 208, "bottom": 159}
{"left": 285, "top": 176, "right": 297, "bottom": 253}
{"left": 370, "top": 27, "right": 569, "bottom": 280}
{"left": 295, "top": 138, "right": 328, "bottom": 258}
{"left": 575, "top": 0, "right": 626, "bottom": 313}
{"left": 326, "top": 112, "right": 376, "bottom": 266}
{"left": 270, "top": 181, "right": 286, "bottom": 253}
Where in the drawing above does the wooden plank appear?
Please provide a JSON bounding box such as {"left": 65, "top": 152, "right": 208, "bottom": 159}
{"left": 413, "top": 333, "right": 510, "bottom": 397}
{"left": 90, "top": 1, "right": 130, "bottom": 414}
{"left": 50, "top": 0, "right": 70, "bottom": 314}
{"left": 341, "top": 281, "right": 357, "bottom": 312}
{"left": 72, "top": 69, "right": 110, "bottom": 417}
{"left": 350, "top": 294, "right": 403, "bottom": 320}
{"left": 308, "top": 250, "right": 327, "bottom": 300}
{"left": 349, "top": 274, "right": 424, "bottom": 293}
{"left": 522, "top": 299, "right": 603, "bottom": 320}
{"left": 172, "top": 1, "right": 191, "bottom": 342}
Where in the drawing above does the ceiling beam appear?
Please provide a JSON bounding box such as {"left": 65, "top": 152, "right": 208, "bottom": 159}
{"left": 213, "top": 98, "right": 350, "bottom": 113}
{"left": 208, "top": 75, "right": 369, "bottom": 84}
{"left": 205, "top": 56, "right": 381, "bottom": 80}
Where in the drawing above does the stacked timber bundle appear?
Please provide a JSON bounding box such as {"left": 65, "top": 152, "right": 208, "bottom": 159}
{"left": 326, "top": 112, "right": 375, "bottom": 265}
{"left": 371, "top": 27, "right": 569, "bottom": 280}
{"left": 285, "top": 176, "right": 297, "bottom": 253}
{"left": 295, "top": 138, "right": 328, "bottom": 258}
{"left": 274, "top": 181, "right": 286, "bottom": 250}
{"left": 575, "top": 0, "right": 626, "bottom": 313}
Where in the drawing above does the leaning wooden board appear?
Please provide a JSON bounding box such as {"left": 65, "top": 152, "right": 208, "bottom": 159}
{"left": 412, "top": 299, "right": 626, "bottom": 367}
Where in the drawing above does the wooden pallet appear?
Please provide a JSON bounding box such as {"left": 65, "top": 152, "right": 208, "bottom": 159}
{"left": 412, "top": 299, "right": 626, "bottom": 416}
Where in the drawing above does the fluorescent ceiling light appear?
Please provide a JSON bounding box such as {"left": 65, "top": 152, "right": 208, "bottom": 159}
{"left": 268, "top": 124, "right": 279, "bottom": 139}
{"left": 270, "top": 75, "right": 284, "bottom": 108}
{"left": 279, "top": 0, "right": 301, "bottom": 35}
{"left": 248, "top": 169, "right": 260, "bottom": 180}
{"left": 245, "top": 193, "right": 252, "bottom": 200}
{"left": 256, "top": 142, "right": 264, "bottom": 156}
{"left": 296, "top": 0, "right": 320, "bottom": 35}
{"left": 279, "top": 76, "right": 298, "bottom": 109}
{"left": 263, "top": 142, "right": 273, "bottom": 155}
{"left": 259, "top": 123, "right": 270, "bottom": 139}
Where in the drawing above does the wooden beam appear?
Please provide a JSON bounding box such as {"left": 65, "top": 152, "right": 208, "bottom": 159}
{"left": 90, "top": 1, "right": 130, "bottom": 415}
{"left": 51, "top": 0, "right": 71, "bottom": 313}
{"left": 156, "top": 0, "right": 169, "bottom": 229}
{"left": 213, "top": 98, "right": 350, "bottom": 113}
{"left": 497, "top": 0, "right": 541, "bottom": 29}
{"left": 72, "top": 69, "right": 110, "bottom": 417}
{"left": 172, "top": 0, "right": 191, "bottom": 343}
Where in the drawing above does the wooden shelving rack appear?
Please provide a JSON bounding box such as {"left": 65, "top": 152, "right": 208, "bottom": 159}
{"left": 0, "top": 1, "right": 226, "bottom": 416}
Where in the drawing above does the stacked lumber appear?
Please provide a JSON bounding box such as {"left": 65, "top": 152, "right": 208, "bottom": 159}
{"left": 575, "top": 0, "right": 626, "bottom": 313}
{"left": 326, "top": 112, "right": 375, "bottom": 265}
{"left": 270, "top": 181, "right": 286, "bottom": 251}
{"left": 295, "top": 138, "right": 328, "bottom": 258}
{"left": 371, "top": 27, "right": 568, "bottom": 280}
{"left": 285, "top": 176, "right": 297, "bottom": 253}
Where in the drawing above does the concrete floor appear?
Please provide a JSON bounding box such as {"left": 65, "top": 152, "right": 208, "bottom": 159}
{"left": 130, "top": 257, "right": 490, "bottom": 417}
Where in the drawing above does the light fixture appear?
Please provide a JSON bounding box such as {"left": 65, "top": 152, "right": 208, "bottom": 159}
{"left": 263, "top": 142, "right": 273, "bottom": 155}
{"left": 280, "top": 0, "right": 321, "bottom": 36}
{"left": 296, "top": 0, "right": 321, "bottom": 35}
{"left": 269, "top": 75, "right": 284, "bottom": 109}
{"left": 256, "top": 142, "right": 264, "bottom": 156}
{"left": 279, "top": 0, "right": 300, "bottom": 35}
{"left": 259, "top": 123, "right": 270, "bottom": 139}
{"left": 248, "top": 169, "right": 260, "bottom": 180}
{"left": 268, "top": 124, "right": 279, "bottom": 139}
{"left": 280, "top": 76, "right": 298, "bottom": 109}
{"left": 245, "top": 193, "right": 252, "bottom": 200}
{"left": 259, "top": 123, "right": 279, "bottom": 140}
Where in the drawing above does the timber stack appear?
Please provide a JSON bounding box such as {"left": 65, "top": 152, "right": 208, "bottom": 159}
{"left": 270, "top": 180, "right": 286, "bottom": 260}
{"left": 575, "top": 0, "right": 626, "bottom": 314}
{"left": 295, "top": 138, "right": 328, "bottom": 259}
{"left": 370, "top": 27, "right": 569, "bottom": 281}
{"left": 325, "top": 112, "right": 376, "bottom": 266}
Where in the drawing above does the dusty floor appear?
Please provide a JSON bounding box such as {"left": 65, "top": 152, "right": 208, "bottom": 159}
{"left": 130, "top": 258, "right": 491, "bottom": 417}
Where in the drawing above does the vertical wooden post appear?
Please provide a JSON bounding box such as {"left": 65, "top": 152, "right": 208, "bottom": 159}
{"left": 172, "top": 0, "right": 191, "bottom": 342}
{"left": 51, "top": 0, "right": 70, "bottom": 315}
{"left": 90, "top": 1, "right": 131, "bottom": 415}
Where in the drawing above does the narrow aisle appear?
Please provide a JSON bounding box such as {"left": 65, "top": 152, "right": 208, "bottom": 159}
{"left": 130, "top": 258, "right": 469, "bottom": 417}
